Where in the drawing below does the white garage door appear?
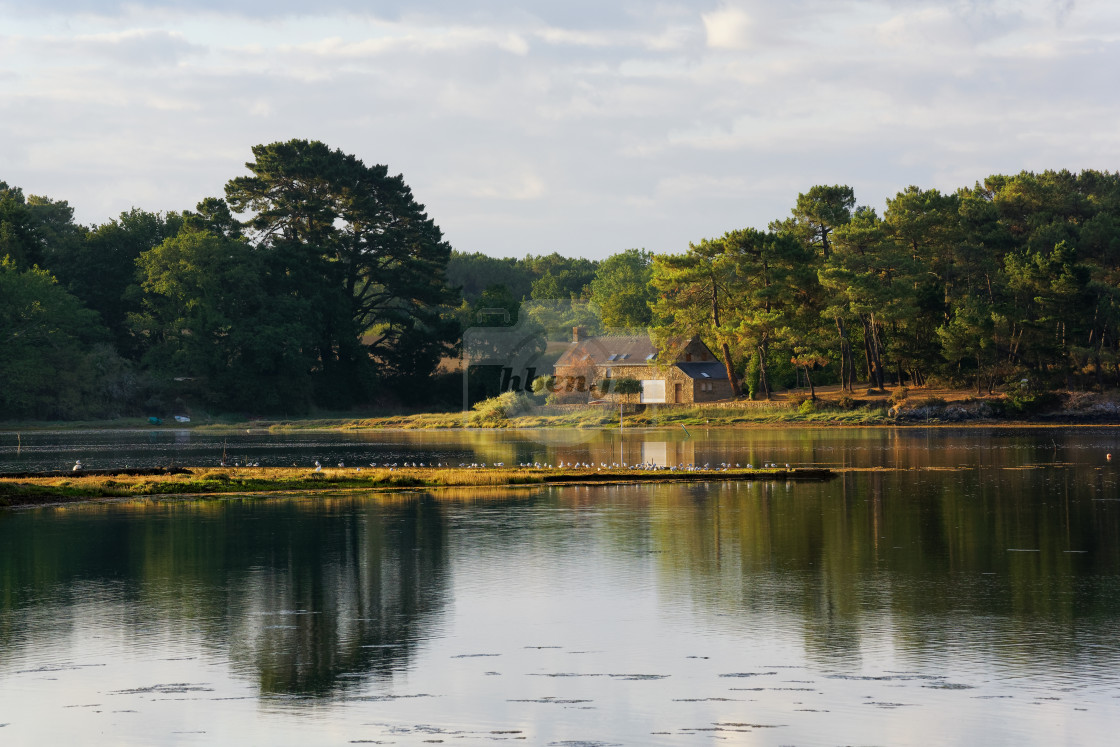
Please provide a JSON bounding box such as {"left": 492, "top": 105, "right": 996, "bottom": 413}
{"left": 640, "top": 380, "right": 666, "bottom": 404}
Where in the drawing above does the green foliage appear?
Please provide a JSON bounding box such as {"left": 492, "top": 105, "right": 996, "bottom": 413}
{"left": 589, "top": 249, "right": 654, "bottom": 329}
{"left": 11, "top": 164, "right": 1120, "bottom": 421}
{"left": 0, "top": 182, "right": 45, "bottom": 269}
{"left": 526, "top": 253, "right": 597, "bottom": 300}
{"left": 132, "top": 226, "right": 314, "bottom": 413}
{"left": 611, "top": 376, "right": 642, "bottom": 395}
{"left": 598, "top": 376, "right": 641, "bottom": 397}
{"left": 446, "top": 251, "right": 537, "bottom": 302}
{"left": 225, "top": 139, "right": 457, "bottom": 402}
{"left": 470, "top": 390, "right": 535, "bottom": 425}
{"left": 1005, "top": 390, "right": 1062, "bottom": 415}
{"left": 446, "top": 251, "right": 599, "bottom": 305}
{"left": 49, "top": 207, "right": 185, "bottom": 357}
{"left": 531, "top": 375, "right": 555, "bottom": 395}
{"left": 0, "top": 257, "right": 132, "bottom": 419}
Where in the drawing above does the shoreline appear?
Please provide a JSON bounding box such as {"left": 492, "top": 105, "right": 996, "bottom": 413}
{"left": 0, "top": 466, "right": 834, "bottom": 509}
{"left": 3, "top": 419, "right": 1120, "bottom": 434}
{"left": 6, "top": 414, "right": 1120, "bottom": 432}
{"left": 6, "top": 386, "right": 1117, "bottom": 433}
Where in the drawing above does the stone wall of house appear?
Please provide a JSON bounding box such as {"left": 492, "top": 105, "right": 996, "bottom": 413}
{"left": 554, "top": 337, "right": 733, "bottom": 404}
{"left": 693, "top": 378, "right": 735, "bottom": 402}
{"left": 592, "top": 363, "right": 734, "bottom": 404}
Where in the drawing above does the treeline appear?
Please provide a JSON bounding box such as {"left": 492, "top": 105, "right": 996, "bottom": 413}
{"left": 3, "top": 150, "right": 1119, "bottom": 419}
{"left": 651, "top": 174, "right": 1120, "bottom": 399}
{"left": 0, "top": 140, "right": 623, "bottom": 419}
{"left": 2, "top": 140, "right": 460, "bottom": 418}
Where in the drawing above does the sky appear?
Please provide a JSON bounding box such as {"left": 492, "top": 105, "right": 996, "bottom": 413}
{"left": 2, "top": 0, "right": 1118, "bottom": 259}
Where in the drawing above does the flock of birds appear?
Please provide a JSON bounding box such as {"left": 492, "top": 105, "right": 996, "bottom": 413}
{"left": 66, "top": 458, "right": 792, "bottom": 473}
{"left": 64, "top": 453, "right": 1118, "bottom": 473}
{"left": 306, "top": 459, "right": 792, "bottom": 473}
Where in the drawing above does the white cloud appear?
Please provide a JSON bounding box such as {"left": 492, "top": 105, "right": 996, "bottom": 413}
{"left": 701, "top": 4, "right": 754, "bottom": 50}
{"left": 2, "top": 0, "right": 1120, "bottom": 258}
{"left": 435, "top": 172, "right": 547, "bottom": 202}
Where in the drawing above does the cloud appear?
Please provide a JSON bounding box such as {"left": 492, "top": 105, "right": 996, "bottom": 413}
{"left": 434, "top": 172, "right": 547, "bottom": 202}
{"left": 2, "top": 0, "right": 1120, "bottom": 259}
{"left": 0, "top": 0, "right": 671, "bottom": 28}
{"left": 701, "top": 4, "right": 754, "bottom": 50}
{"left": 65, "top": 28, "right": 204, "bottom": 65}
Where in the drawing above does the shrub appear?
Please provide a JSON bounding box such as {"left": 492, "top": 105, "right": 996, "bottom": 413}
{"left": 835, "top": 394, "right": 856, "bottom": 410}
{"left": 916, "top": 396, "right": 947, "bottom": 409}
{"left": 531, "top": 375, "right": 555, "bottom": 396}
{"left": 1006, "top": 390, "right": 1062, "bottom": 415}
{"left": 798, "top": 399, "right": 816, "bottom": 415}
{"left": 471, "top": 391, "right": 535, "bottom": 425}
{"left": 788, "top": 392, "right": 811, "bottom": 406}
{"left": 888, "top": 387, "right": 909, "bottom": 406}
{"left": 611, "top": 377, "right": 642, "bottom": 395}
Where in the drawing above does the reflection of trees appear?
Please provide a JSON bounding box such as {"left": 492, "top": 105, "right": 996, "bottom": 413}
{"left": 224, "top": 495, "right": 449, "bottom": 695}
{"left": 640, "top": 469, "right": 1120, "bottom": 672}
{"left": 0, "top": 495, "right": 451, "bottom": 696}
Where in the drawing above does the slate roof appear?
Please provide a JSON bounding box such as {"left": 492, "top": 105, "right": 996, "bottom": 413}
{"left": 674, "top": 361, "right": 728, "bottom": 380}
{"left": 553, "top": 334, "right": 659, "bottom": 369}
{"left": 555, "top": 334, "right": 725, "bottom": 381}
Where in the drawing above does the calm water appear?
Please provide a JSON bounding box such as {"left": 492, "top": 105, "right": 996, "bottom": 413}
{"left": 2, "top": 428, "right": 1120, "bottom": 745}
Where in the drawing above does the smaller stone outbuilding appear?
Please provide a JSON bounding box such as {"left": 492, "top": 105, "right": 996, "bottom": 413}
{"left": 551, "top": 329, "right": 734, "bottom": 404}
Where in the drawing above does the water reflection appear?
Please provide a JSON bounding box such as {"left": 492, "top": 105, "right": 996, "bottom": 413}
{"left": 0, "top": 495, "right": 454, "bottom": 695}
{"left": 3, "top": 439, "right": 1120, "bottom": 743}
{"left": 4, "top": 425, "right": 1119, "bottom": 473}
{"left": 612, "top": 468, "right": 1120, "bottom": 677}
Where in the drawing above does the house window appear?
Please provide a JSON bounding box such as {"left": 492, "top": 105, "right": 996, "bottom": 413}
{"left": 605, "top": 368, "right": 612, "bottom": 378}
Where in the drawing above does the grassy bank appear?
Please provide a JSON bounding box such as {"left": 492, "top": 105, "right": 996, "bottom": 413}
{"left": 0, "top": 466, "right": 833, "bottom": 508}
{"left": 5, "top": 388, "right": 1119, "bottom": 433}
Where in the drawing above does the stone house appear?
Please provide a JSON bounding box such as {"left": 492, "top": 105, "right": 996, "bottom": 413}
{"left": 551, "top": 329, "right": 734, "bottom": 404}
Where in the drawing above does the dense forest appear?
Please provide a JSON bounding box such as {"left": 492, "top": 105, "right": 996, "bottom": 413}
{"left": 3, "top": 139, "right": 1119, "bottom": 419}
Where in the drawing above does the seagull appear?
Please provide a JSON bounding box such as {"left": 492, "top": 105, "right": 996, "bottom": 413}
{"left": 72, "top": 460, "right": 82, "bottom": 472}
{"left": 314, "top": 460, "right": 322, "bottom": 472}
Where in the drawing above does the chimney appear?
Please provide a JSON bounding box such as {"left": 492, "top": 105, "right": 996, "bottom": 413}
{"left": 572, "top": 326, "right": 585, "bottom": 342}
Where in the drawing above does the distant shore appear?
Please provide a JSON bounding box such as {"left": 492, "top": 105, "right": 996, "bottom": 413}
{"left": 3, "top": 387, "right": 1119, "bottom": 432}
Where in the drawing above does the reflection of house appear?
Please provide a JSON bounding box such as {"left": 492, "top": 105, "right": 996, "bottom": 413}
{"left": 552, "top": 328, "right": 734, "bottom": 403}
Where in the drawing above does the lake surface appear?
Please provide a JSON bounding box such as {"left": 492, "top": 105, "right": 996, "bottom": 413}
{"left": 2, "top": 427, "right": 1119, "bottom": 745}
